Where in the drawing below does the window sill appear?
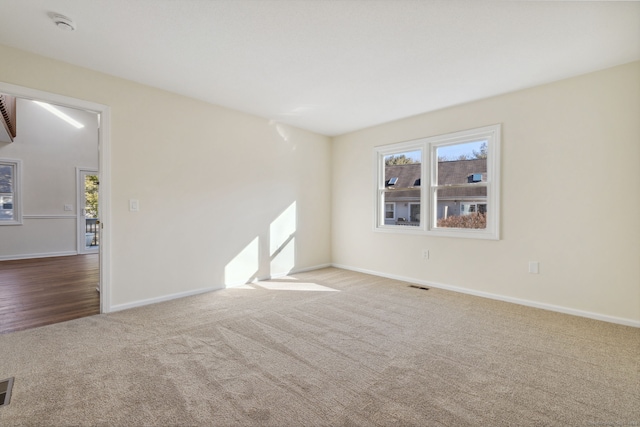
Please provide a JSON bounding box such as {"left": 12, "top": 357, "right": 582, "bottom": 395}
{"left": 374, "top": 224, "right": 499, "bottom": 240}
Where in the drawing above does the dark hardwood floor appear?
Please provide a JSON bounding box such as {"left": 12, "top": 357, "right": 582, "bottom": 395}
{"left": 0, "top": 254, "right": 100, "bottom": 334}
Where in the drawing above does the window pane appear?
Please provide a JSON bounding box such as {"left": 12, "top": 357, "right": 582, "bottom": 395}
{"left": 384, "top": 150, "right": 421, "bottom": 188}
{"left": 385, "top": 203, "right": 394, "bottom": 219}
{"left": 437, "top": 159, "right": 487, "bottom": 186}
{"left": 0, "top": 195, "right": 13, "bottom": 220}
{"left": 384, "top": 188, "right": 421, "bottom": 226}
{"left": 0, "top": 165, "right": 13, "bottom": 193}
{"left": 435, "top": 187, "right": 487, "bottom": 229}
{"left": 436, "top": 140, "right": 487, "bottom": 162}
{"left": 437, "top": 141, "right": 488, "bottom": 186}
{"left": 382, "top": 150, "right": 421, "bottom": 227}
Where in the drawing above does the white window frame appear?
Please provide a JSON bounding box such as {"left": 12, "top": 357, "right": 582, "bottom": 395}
{"left": 0, "top": 158, "right": 22, "bottom": 225}
{"left": 374, "top": 140, "right": 424, "bottom": 233}
{"left": 374, "top": 124, "right": 501, "bottom": 240}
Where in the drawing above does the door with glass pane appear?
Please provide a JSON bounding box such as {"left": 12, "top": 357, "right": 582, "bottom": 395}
{"left": 78, "top": 169, "right": 99, "bottom": 254}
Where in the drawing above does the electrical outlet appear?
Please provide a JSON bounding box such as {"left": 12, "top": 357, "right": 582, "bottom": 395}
{"left": 529, "top": 261, "right": 539, "bottom": 274}
{"left": 422, "top": 249, "right": 429, "bottom": 260}
{"left": 64, "top": 204, "right": 73, "bottom": 211}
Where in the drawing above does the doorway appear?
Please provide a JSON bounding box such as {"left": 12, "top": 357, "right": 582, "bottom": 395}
{"left": 0, "top": 81, "right": 111, "bottom": 317}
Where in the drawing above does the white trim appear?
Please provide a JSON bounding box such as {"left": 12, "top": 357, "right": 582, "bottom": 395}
{"left": 99, "top": 106, "right": 112, "bottom": 312}
{"left": 331, "top": 263, "right": 640, "bottom": 328}
{"left": 0, "top": 251, "right": 77, "bottom": 261}
{"left": 110, "top": 263, "right": 333, "bottom": 312}
{"left": 23, "top": 214, "right": 77, "bottom": 219}
{"left": 0, "top": 81, "right": 112, "bottom": 314}
{"left": 110, "top": 286, "right": 218, "bottom": 313}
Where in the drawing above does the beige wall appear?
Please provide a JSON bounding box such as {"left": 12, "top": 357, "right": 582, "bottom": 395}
{"left": 1, "top": 43, "right": 637, "bottom": 325}
{"left": 0, "top": 44, "right": 332, "bottom": 308}
{"left": 332, "top": 61, "right": 640, "bottom": 324}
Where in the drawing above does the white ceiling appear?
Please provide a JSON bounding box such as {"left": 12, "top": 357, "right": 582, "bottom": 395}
{"left": 0, "top": 1, "right": 638, "bottom": 136}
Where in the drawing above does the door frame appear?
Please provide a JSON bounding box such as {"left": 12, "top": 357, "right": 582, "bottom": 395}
{"left": 76, "top": 168, "right": 99, "bottom": 255}
{"left": 0, "top": 81, "right": 112, "bottom": 314}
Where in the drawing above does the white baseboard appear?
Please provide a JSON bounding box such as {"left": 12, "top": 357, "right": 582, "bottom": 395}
{"left": 0, "top": 251, "right": 78, "bottom": 261}
{"left": 109, "top": 286, "right": 219, "bottom": 313}
{"left": 108, "top": 263, "right": 333, "bottom": 313}
{"left": 332, "top": 263, "right": 640, "bottom": 328}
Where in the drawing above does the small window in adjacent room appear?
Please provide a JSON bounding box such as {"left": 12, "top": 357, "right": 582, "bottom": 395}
{"left": 374, "top": 124, "right": 500, "bottom": 239}
{"left": 0, "top": 159, "right": 21, "bottom": 225}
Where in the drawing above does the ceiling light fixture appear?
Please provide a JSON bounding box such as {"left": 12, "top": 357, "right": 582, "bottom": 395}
{"left": 51, "top": 13, "right": 76, "bottom": 31}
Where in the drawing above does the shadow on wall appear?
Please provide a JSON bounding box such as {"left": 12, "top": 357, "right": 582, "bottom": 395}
{"left": 224, "top": 201, "right": 297, "bottom": 287}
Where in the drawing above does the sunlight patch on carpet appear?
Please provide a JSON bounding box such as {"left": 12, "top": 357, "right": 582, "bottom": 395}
{"left": 255, "top": 281, "right": 339, "bottom": 292}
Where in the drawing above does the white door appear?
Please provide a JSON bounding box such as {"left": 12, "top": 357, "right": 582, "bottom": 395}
{"left": 77, "top": 169, "right": 99, "bottom": 255}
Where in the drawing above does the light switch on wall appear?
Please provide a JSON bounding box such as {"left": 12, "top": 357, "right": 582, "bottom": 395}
{"left": 129, "top": 199, "right": 139, "bottom": 212}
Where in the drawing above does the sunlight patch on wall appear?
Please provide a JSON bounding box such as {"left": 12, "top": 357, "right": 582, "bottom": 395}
{"left": 224, "top": 237, "right": 259, "bottom": 287}
{"left": 271, "top": 236, "right": 295, "bottom": 275}
{"left": 270, "top": 202, "right": 296, "bottom": 275}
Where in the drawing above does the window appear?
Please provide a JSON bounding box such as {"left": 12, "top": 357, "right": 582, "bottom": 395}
{"left": 460, "top": 202, "right": 487, "bottom": 215}
{"left": 0, "top": 159, "right": 21, "bottom": 225}
{"left": 385, "top": 203, "right": 395, "bottom": 220}
{"left": 374, "top": 124, "right": 500, "bottom": 239}
{"left": 408, "top": 203, "right": 420, "bottom": 223}
{"left": 375, "top": 144, "right": 423, "bottom": 228}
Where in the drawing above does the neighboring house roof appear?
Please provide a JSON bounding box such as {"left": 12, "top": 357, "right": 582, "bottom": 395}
{"left": 438, "top": 158, "right": 487, "bottom": 199}
{"left": 384, "top": 163, "right": 421, "bottom": 202}
{"left": 384, "top": 159, "right": 487, "bottom": 202}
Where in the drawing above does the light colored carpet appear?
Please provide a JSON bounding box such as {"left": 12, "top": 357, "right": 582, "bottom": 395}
{"left": 0, "top": 267, "right": 638, "bottom": 426}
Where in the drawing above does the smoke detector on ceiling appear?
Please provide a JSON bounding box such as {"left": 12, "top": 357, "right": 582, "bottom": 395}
{"left": 51, "top": 14, "right": 76, "bottom": 31}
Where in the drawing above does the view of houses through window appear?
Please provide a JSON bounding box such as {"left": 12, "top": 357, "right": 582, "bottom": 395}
{"left": 434, "top": 141, "right": 488, "bottom": 229}
{"left": 384, "top": 150, "right": 422, "bottom": 226}
{"left": 383, "top": 146, "right": 487, "bottom": 229}
{"left": 376, "top": 124, "right": 500, "bottom": 239}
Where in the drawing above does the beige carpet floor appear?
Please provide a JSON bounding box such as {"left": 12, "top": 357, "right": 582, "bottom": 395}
{"left": 0, "top": 267, "right": 638, "bottom": 426}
